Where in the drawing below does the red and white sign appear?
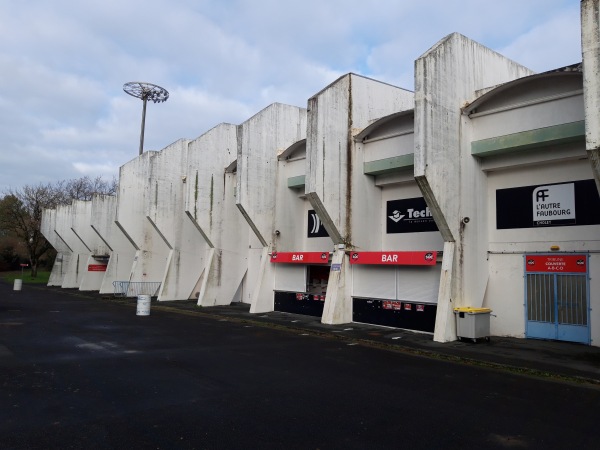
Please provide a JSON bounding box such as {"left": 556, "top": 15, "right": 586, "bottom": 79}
{"left": 88, "top": 264, "right": 107, "bottom": 272}
{"left": 525, "top": 254, "right": 587, "bottom": 273}
{"left": 416, "top": 304, "right": 425, "bottom": 312}
{"left": 392, "top": 301, "right": 402, "bottom": 310}
{"left": 383, "top": 301, "right": 393, "bottom": 310}
{"left": 270, "top": 252, "right": 330, "bottom": 264}
{"left": 404, "top": 303, "right": 412, "bottom": 311}
{"left": 349, "top": 251, "right": 437, "bottom": 266}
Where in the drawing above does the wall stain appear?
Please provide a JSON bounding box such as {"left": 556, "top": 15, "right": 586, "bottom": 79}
{"left": 194, "top": 171, "right": 199, "bottom": 220}
{"left": 345, "top": 75, "right": 353, "bottom": 245}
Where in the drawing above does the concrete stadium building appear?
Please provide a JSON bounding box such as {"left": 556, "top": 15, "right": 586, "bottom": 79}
{"left": 41, "top": 2, "right": 600, "bottom": 346}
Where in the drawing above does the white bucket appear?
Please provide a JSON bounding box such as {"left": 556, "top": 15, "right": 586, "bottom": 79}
{"left": 13, "top": 279, "right": 22, "bottom": 291}
{"left": 136, "top": 294, "right": 151, "bottom": 316}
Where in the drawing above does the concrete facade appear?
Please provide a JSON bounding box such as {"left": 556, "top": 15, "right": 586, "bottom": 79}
{"left": 41, "top": 9, "right": 600, "bottom": 346}
{"left": 413, "top": 33, "right": 535, "bottom": 342}
{"left": 91, "top": 194, "right": 136, "bottom": 295}
{"left": 305, "top": 74, "right": 414, "bottom": 324}
{"left": 116, "top": 150, "right": 168, "bottom": 296}
{"left": 41, "top": 208, "right": 72, "bottom": 287}
{"left": 235, "top": 103, "right": 308, "bottom": 313}
{"left": 184, "top": 123, "right": 249, "bottom": 306}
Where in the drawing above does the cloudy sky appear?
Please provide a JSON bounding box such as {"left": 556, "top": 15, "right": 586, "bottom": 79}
{"left": 0, "top": 0, "right": 582, "bottom": 192}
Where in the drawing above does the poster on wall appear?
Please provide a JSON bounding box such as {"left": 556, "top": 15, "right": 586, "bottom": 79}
{"left": 386, "top": 197, "right": 438, "bottom": 233}
{"left": 307, "top": 210, "right": 329, "bottom": 238}
{"left": 496, "top": 179, "right": 600, "bottom": 229}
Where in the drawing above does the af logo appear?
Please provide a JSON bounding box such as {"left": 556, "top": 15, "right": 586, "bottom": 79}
{"left": 351, "top": 252, "right": 359, "bottom": 261}
{"left": 527, "top": 259, "right": 535, "bottom": 265}
{"left": 388, "top": 210, "right": 405, "bottom": 223}
{"left": 271, "top": 252, "right": 278, "bottom": 260}
{"left": 424, "top": 252, "right": 434, "bottom": 261}
{"left": 320, "top": 253, "right": 328, "bottom": 260}
{"left": 576, "top": 259, "right": 584, "bottom": 266}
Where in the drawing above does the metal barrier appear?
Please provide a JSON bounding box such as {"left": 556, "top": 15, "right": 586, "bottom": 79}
{"left": 113, "top": 281, "right": 161, "bottom": 298}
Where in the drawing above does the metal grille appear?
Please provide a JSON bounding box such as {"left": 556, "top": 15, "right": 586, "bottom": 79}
{"left": 557, "top": 274, "right": 587, "bottom": 326}
{"left": 526, "top": 273, "right": 587, "bottom": 325}
{"left": 113, "top": 281, "right": 161, "bottom": 297}
{"left": 526, "top": 273, "right": 555, "bottom": 323}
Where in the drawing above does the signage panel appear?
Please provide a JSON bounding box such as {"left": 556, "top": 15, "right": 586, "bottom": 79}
{"left": 497, "top": 179, "right": 600, "bottom": 229}
{"left": 88, "top": 264, "right": 107, "bottom": 272}
{"left": 349, "top": 251, "right": 437, "bottom": 266}
{"left": 525, "top": 254, "right": 587, "bottom": 273}
{"left": 307, "top": 210, "right": 329, "bottom": 238}
{"left": 270, "top": 251, "right": 330, "bottom": 264}
{"left": 387, "top": 197, "right": 438, "bottom": 234}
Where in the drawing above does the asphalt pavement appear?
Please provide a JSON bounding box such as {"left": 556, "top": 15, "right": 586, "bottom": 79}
{"left": 2, "top": 280, "right": 600, "bottom": 449}
{"left": 7, "top": 281, "right": 600, "bottom": 385}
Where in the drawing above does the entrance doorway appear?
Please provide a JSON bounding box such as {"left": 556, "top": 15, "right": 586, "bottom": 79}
{"left": 525, "top": 254, "right": 590, "bottom": 344}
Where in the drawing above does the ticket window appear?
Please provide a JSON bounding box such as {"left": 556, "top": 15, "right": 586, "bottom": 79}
{"left": 307, "top": 265, "right": 330, "bottom": 294}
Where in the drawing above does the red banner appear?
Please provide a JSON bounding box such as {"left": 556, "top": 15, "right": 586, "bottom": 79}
{"left": 270, "top": 251, "right": 330, "bottom": 264}
{"left": 525, "top": 254, "right": 587, "bottom": 273}
{"left": 88, "top": 264, "right": 107, "bottom": 272}
{"left": 349, "top": 251, "right": 437, "bottom": 266}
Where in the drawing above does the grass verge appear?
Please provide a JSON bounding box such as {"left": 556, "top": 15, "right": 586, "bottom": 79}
{"left": 0, "top": 270, "right": 51, "bottom": 285}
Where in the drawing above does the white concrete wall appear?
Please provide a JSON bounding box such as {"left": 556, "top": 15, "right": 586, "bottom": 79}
{"left": 54, "top": 203, "right": 88, "bottom": 288}
{"left": 70, "top": 200, "right": 105, "bottom": 291}
{"left": 236, "top": 103, "right": 307, "bottom": 313}
{"left": 91, "top": 194, "right": 136, "bottom": 295}
{"left": 185, "top": 123, "right": 249, "bottom": 306}
{"left": 143, "top": 138, "right": 196, "bottom": 301}
{"left": 414, "top": 33, "right": 534, "bottom": 342}
{"left": 485, "top": 160, "right": 600, "bottom": 342}
{"left": 116, "top": 151, "right": 170, "bottom": 290}
{"left": 306, "top": 74, "right": 414, "bottom": 246}
{"left": 41, "top": 208, "right": 72, "bottom": 286}
{"left": 581, "top": 0, "right": 600, "bottom": 190}
{"left": 305, "top": 74, "right": 414, "bottom": 324}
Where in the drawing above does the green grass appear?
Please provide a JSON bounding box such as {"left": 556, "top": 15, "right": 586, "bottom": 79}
{"left": 0, "top": 270, "right": 51, "bottom": 285}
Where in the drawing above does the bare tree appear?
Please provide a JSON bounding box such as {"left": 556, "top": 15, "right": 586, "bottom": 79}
{"left": 0, "top": 183, "right": 63, "bottom": 277}
{"left": 63, "top": 175, "right": 117, "bottom": 201}
{"left": 0, "top": 176, "right": 117, "bottom": 277}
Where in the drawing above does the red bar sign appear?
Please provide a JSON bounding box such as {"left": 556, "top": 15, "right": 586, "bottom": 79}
{"left": 270, "top": 252, "right": 330, "bottom": 264}
{"left": 88, "top": 264, "right": 107, "bottom": 272}
{"left": 349, "top": 251, "right": 437, "bottom": 265}
{"left": 525, "top": 254, "right": 587, "bottom": 273}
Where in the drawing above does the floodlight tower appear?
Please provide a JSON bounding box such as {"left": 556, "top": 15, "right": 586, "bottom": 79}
{"left": 123, "top": 82, "right": 169, "bottom": 155}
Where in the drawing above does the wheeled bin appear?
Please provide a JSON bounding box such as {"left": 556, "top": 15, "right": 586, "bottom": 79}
{"left": 454, "top": 307, "right": 491, "bottom": 342}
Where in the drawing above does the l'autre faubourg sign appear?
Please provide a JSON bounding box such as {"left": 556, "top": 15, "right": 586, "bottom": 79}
{"left": 496, "top": 179, "right": 600, "bottom": 229}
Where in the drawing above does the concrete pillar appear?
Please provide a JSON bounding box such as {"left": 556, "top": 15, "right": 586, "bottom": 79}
{"left": 236, "top": 103, "right": 307, "bottom": 313}
{"left": 414, "top": 33, "right": 533, "bottom": 342}
{"left": 185, "top": 123, "right": 249, "bottom": 306}
{"left": 305, "top": 73, "right": 414, "bottom": 324}
{"left": 582, "top": 0, "right": 600, "bottom": 191}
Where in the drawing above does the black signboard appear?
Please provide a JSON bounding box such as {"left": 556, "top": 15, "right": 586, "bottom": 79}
{"left": 386, "top": 198, "right": 439, "bottom": 234}
{"left": 496, "top": 179, "right": 600, "bottom": 229}
{"left": 307, "top": 210, "right": 329, "bottom": 238}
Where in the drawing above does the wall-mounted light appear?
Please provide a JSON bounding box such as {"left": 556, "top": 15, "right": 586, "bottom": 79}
{"left": 275, "top": 230, "right": 280, "bottom": 236}
{"left": 550, "top": 245, "right": 560, "bottom": 251}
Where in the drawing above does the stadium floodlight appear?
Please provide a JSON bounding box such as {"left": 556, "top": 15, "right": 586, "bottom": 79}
{"left": 123, "top": 82, "right": 169, "bottom": 155}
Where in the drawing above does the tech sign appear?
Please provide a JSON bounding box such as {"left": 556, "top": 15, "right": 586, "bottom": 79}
{"left": 387, "top": 197, "right": 438, "bottom": 234}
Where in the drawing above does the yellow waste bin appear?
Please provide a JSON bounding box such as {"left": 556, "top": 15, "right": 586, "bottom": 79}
{"left": 454, "top": 307, "right": 492, "bottom": 342}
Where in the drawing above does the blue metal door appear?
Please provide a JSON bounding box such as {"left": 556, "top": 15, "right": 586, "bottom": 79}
{"left": 525, "top": 255, "right": 590, "bottom": 344}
